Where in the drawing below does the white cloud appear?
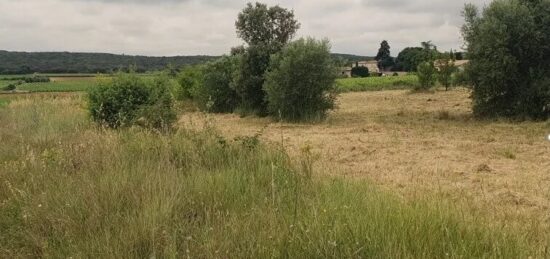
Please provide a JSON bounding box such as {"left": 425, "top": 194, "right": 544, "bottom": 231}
{"left": 0, "top": 0, "right": 491, "bottom": 56}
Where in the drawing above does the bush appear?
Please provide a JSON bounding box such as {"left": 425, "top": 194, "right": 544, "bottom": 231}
{"left": 436, "top": 58, "right": 457, "bottom": 91}
{"left": 195, "top": 56, "right": 240, "bottom": 113}
{"left": 416, "top": 62, "right": 436, "bottom": 90}
{"left": 264, "top": 38, "right": 337, "bottom": 122}
{"left": 24, "top": 75, "right": 50, "bottom": 83}
{"left": 87, "top": 72, "right": 175, "bottom": 129}
{"left": 175, "top": 65, "right": 203, "bottom": 100}
{"left": 462, "top": 1, "right": 550, "bottom": 119}
{"left": 2, "top": 84, "right": 16, "bottom": 91}
{"left": 351, "top": 66, "right": 369, "bottom": 77}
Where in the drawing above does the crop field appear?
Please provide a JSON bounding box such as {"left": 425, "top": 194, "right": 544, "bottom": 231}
{"left": 0, "top": 91, "right": 548, "bottom": 257}
{"left": 336, "top": 75, "right": 419, "bottom": 92}
{"left": 16, "top": 80, "right": 97, "bottom": 92}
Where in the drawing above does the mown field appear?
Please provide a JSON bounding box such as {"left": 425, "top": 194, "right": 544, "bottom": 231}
{"left": 1, "top": 93, "right": 547, "bottom": 258}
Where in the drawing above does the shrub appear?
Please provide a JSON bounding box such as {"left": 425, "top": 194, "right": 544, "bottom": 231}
{"left": 87, "top": 72, "right": 176, "bottom": 129}
{"left": 416, "top": 62, "right": 436, "bottom": 91}
{"left": 351, "top": 66, "right": 369, "bottom": 77}
{"left": 195, "top": 56, "right": 240, "bottom": 113}
{"left": 436, "top": 58, "right": 457, "bottom": 91}
{"left": 175, "top": 65, "right": 203, "bottom": 100}
{"left": 264, "top": 38, "right": 337, "bottom": 122}
{"left": 2, "top": 84, "right": 16, "bottom": 91}
{"left": 462, "top": 1, "right": 550, "bottom": 119}
{"left": 24, "top": 75, "right": 50, "bottom": 83}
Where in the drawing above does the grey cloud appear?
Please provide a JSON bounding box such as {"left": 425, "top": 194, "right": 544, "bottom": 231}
{"left": 0, "top": 0, "right": 490, "bottom": 56}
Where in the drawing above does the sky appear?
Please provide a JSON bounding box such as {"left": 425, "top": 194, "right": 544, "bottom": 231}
{"left": 0, "top": 0, "right": 491, "bottom": 57}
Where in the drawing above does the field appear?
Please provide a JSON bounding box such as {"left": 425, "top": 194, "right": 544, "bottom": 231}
{"left": 336, "top": 75, "right": 418, "bottom": 92}
{"left": 0, "top": 88, "right": 549, "bottom": 257}
{"left": 0, "top": 72, "right": 548, "bottom": 257}
{"left": 0, "top": 74, "right": 418, "bottom": 93}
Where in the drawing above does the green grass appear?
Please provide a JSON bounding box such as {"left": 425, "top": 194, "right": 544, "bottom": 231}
{"left": 336, "top": 75, "right": 419, "bottom": 92}
{"left": 16, "top": 80, "right": 97, "bottom": 92}
{"left": 0, "top": 94, "right": 545, "bottom": 258}
{"left": 0, "top": 98, "right": 9, "bottom": 108}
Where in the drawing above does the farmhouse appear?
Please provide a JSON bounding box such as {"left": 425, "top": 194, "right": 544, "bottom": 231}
{"left": 340, "top": 60, "right": 380, "bottom": 78}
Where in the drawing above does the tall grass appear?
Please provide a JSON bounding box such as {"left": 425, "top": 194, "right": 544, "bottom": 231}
{"left": 0, "top": 95, "right": 543, "bottom": 258}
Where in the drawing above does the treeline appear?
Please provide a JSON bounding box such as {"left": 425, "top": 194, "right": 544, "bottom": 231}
{"left": 0, "top": 51, "right": 218, "bottom": 74}
{"left": 0, "top": 50, "right": 370, "bottom": 75}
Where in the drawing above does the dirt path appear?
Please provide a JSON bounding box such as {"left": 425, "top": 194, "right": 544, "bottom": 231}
{"left": 180, "top": 89, "right": 550, "bottom": 225}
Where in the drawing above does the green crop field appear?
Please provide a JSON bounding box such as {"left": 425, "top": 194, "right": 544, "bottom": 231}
{"left": 17, "top": 80, "right": 98, "bottom": 92}
{"left": 336, "top": 75, "right": 419, "bottom": 92}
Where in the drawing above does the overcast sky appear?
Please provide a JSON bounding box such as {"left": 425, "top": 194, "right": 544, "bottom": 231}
{"left": 0, "top": 0, "right": 490, "bottom": 56}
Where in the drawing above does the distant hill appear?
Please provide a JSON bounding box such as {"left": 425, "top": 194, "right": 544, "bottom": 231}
{"left": 331, "top": 53, "right": 374, "bottom": 64}
{"left": 0, "top": 50, "right": 373, "bottom": 74}
{"left": 0, "top": 51, "right": 219, "bottom": 74}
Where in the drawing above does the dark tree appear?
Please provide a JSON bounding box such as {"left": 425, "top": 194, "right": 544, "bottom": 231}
{"left": 462, "top": 0, "right": 550, "bottom": 119}
{"left": 375, "top": 40, "right": 391, "bottom": 61}
{"left": 233, "top": 2, "right": 300, "bottom": 115}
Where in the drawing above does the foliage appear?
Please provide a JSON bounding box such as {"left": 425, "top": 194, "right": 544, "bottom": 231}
{"left": 416, "top": 62, "right": 436, "bottom": 90}
{"left": 0, "top": 96, "right": 541, "bottom": 258}
{"left": 436, "top": 58, "right": 457, "bottom": 91}
{"left": 395, "top": 42, "right": 440, "bottom": 72}
{"left": 87, "top": 72, "right": 175, "bottom": 129}
{"left": 351, "top": 66, "right": 369, "bottom": 77}
{"left": 1, "top": 84, "right": 17, "bottom": 91}
{"left": 264, "top": 38, "right": 337, "bottom": 122}
{"left": 175, "top": 65, "right": 203, "bottom": 100}
{"left": 375, "top": 40, "right": 394, "bottom": 70}
{"left": 233, "top": 2, "right": 300, "bottom": 115}
{"left": 452, "top": 69, "right": 470, "bottom": 87}
{"left": 24, "top": 75, "right": 50, "bottom": 83}
{"left": 394, "top": 47, "right": 425, "bottom": 72}
{"left": 235, "top": 2, "right": 300, "bottom": 48}
{"left": 195, "top": 56, "right": 240, "bottom": 113}
{"left": 232, "top": 44, "right": 273, "bottom": 115}
{"left": 375, "top": 40, "right": 391, "bottom": 61}
{"left": 0, "top": 50, "right": 217, "bottom": 74}
{"left": 462, "top": 0, "right": 550, "bottom": 119}
{"left": 336, "top": 75, "right": 419, "bottom": 92}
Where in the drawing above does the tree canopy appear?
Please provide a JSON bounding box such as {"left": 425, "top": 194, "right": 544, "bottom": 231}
{"left": 462, "top": 0, "right": 550, "bottom": 119}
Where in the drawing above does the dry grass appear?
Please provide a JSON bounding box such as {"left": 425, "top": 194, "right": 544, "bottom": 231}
{"left": 180, "top": 88, "right": 550, "bottom": 232}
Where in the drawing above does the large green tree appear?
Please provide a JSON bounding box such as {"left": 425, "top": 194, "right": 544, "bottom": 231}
{"left": 462, "top": 0, "right": 550, "bottom": 119}
{"left": 233, "top": 2, "right": 300, "bottom": 115}
{"left": 264, "top": 38, "right": 337, "bottom": 122}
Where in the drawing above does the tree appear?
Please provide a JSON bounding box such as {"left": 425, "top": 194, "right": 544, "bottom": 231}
{"left": 416, "top": 62, "right": 436, "bottom": 91}
{"left": 351, "top": 66, "right": 369, "bottom": 77}
{"left": 375, "top": 40, "right": 391, "bottom": 61}
{"left": 395, "top": 47, "right": 424, "bottom": 71}
{"left": 196, "top": 56, "right": 240, "bottom": 113}
{"left": 264, "top": 38, "right": 337, "bottom": 122}
{"left": 435, "top": 57, "right": 457, "bottom": 91}
{"left": 375, "top": 40, "right": 394, "bottom": 71}
{"left": 175, "top": 65, "right": 202, "bottom": 100}
{"left": 462, "top": 0, "right": 550, "bottom": 119}
{"left": 233, "top": 2, "right": 300, "bottom": 115}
